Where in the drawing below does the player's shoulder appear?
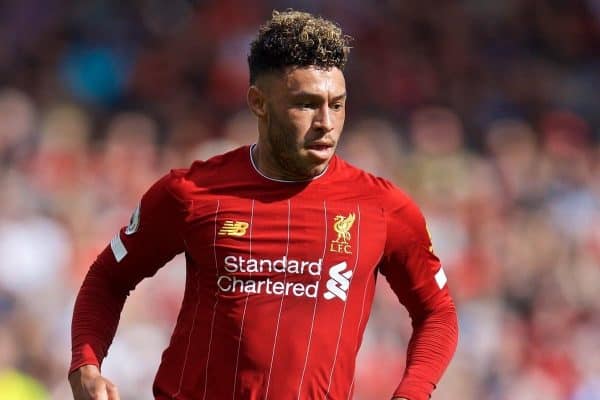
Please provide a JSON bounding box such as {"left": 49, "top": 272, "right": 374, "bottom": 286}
{"left": 339, "top": 159, "right": 430, "bottom": 244}
{"left": 160, "top": 145, "right": 249, "bottom": 200}
{"left": 334, "top": 156, "right": 416, "bottom": 209}
{"left": 185, "top": 145, "right": 248, "bottom": 178}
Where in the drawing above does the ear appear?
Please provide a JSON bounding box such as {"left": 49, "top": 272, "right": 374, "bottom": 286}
{"left": 247, "top": 85, "right": 267, "bottom": 118}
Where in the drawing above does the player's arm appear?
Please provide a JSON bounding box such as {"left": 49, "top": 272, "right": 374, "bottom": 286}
{"left": 69, "top": 172, "right": 186, "bottom": 399}
{"left": 379, "top": 186, "right": 458, "bottom": 400}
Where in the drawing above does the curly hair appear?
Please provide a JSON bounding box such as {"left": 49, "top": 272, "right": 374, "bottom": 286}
{"left": 248, "top": 10, "right": 352, "bottom": 84}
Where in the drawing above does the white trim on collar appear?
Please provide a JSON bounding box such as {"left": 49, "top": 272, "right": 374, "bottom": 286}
{"left": 249, "top": 144, "right": 329, "bottom": 183}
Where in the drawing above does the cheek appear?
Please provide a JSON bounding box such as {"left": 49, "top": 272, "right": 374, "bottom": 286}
{"left": 269, "top": 112, "right": 301, "bottom": 151}
{"left": 334, "top": 112, "right": 346, "bottom": 129}
{"left": 286, "top": 111, "right": 313, "bottom": 138}
{"left": 327, "top": 113, "right": 345, "bottom": 141}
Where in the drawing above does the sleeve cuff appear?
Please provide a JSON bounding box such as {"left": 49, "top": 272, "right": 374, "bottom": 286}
{"left": 393, "top": 378, "right": 435, "bottom": 400}
{"left": 69, "top": 342, "right": 103, "bottom": 376}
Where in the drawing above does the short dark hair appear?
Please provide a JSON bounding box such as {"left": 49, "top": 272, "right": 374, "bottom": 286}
{"left": 248, "top": 10, "right": 352, "bottom": 84}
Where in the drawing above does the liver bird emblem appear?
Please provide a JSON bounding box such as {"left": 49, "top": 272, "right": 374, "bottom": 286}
{"left": 333, "top": 213, "right": 356, "bottom": 244}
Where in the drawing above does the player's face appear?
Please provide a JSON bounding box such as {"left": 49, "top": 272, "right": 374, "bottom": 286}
{"left": 254, "top": 66, "right": 346, "bottom": 180}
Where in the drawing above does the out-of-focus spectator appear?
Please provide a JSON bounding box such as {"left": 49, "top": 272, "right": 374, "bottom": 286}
{"left": 0, "top": 89, "right": 36, "bottom": 167}
{"left": 338, "top": 117, "right": 406, "bottom": 180}
{"left": 0, "top": 368, "right": 48, "bottom": 400}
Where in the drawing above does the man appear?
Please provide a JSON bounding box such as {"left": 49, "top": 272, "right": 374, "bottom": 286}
{"left": 69, "top": 10, "right": 458, "bottom": 400}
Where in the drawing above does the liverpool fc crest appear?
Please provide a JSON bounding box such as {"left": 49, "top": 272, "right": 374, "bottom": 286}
{"left": 330, "top": 213, "right": 356, "bottom": 254}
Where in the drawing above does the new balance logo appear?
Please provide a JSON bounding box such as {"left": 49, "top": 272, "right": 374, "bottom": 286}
{"left": 323, "top": 261, "right": 352, "bottom": 302}
{"left": 218, "top": 220, "right": 249, "bottom": 237}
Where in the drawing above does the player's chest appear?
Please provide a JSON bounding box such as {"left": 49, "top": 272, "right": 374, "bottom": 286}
{"left": 182, "top": 197, "right": 386, "bottom": 278}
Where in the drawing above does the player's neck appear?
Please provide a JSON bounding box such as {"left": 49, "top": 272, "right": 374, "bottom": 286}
{"left": 250, "top": 144, "right": 328, "bottom": 182}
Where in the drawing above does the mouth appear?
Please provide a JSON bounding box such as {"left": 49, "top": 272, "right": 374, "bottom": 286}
{"left": 307, "top": 144, "right": 332, "bottom": 151}
{"left": 305, "top": 142, "right": 335, "bottom": 160}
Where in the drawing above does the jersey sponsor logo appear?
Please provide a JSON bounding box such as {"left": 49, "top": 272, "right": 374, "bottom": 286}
{"left": 330, "top": 213, "right": 355, "bottom": 254}
{"left": 218, "top": 220, "right": 249, "bottom": 237}
{"left": 217, "top": 256, "right": 322, "bottom": 298}
{"left": 224, "top": 255, "right": 322, "bottom": 276}
{"left": 217, "top": 275, "right": 319, "bottom": 298}
{"left": 124, "top": 203, "right": 141, "bottom": 235}
{"left": 217, "top": 256, "right": 355, "bottom": 300}
{"left": 323, "top": 261, "right": 352, "bottom": 301}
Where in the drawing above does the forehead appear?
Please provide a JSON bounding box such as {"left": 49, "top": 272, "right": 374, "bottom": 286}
{"left": 268, "top": 66, "right": 346, "bottom": 96}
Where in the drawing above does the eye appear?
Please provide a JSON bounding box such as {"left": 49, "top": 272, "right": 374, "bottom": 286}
{"left": 297, "top": 102, "right": 317, "bottom": 109}
{"left": 331, "top": 102, "right": 344, "bottom": 111}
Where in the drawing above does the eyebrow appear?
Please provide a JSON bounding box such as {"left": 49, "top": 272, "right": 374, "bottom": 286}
{"left": 291, "top": 91, "right": 347, "bottom": 101}
{"left": 331, "top": 92, "right": 347, "bottom": 101}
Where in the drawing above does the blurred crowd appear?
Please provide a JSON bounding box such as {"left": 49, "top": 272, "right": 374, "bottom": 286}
{"left": 1, "top": 0, "right": 599, "bottom": 399}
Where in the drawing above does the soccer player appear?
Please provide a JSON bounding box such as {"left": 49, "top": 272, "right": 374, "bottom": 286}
{"left": 69, "top": 10, "right": 458, "bottom": 400}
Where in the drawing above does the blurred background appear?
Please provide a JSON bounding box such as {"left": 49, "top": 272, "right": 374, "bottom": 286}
{"left": 0, "top": 0, "right": 599, "bottom": 399}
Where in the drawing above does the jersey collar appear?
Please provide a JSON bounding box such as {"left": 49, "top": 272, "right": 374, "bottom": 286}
{"left": 248, "top": 144, "right": 332, "bottom": 183}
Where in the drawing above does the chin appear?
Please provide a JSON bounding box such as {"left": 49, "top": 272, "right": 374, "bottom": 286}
{"left": 305, "top": 163, "right": 328, "bottom": 178}
{"left": 289, "top": 154, "right": 331, "bottom": 179}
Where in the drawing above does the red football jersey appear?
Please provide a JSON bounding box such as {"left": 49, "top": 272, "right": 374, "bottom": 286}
{"left": 71, "top": 145, "right": 457, "bottom": 400}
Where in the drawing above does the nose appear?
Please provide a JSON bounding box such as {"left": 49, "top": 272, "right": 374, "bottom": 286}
{"left": 314, "top": 105, "right": 333, "bottom": 133}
